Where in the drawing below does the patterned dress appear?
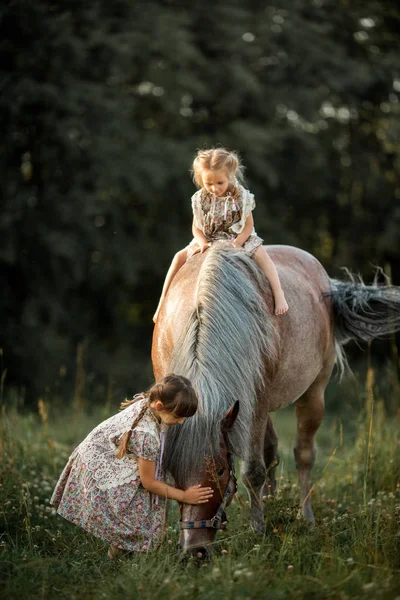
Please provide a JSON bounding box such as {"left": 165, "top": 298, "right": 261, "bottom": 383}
{"left": 188, "top": 184, "right": 264, "bottom": 258}
{"left": 50, "top": 397, "right": 167, "bottom": 552}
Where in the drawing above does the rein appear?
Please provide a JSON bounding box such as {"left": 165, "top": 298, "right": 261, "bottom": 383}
{"left": 179, "top": 453, "right": 237, "bottom": 531}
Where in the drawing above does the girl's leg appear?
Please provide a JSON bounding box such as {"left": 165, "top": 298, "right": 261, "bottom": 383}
{"left": 108, "top": 544, "right": 127, "bottom": 559}
{"left": 253, "top": 247, "right": 289, "bottom": 316}
{"left": 153, "top": 248, "right": 188, "bottom": 322}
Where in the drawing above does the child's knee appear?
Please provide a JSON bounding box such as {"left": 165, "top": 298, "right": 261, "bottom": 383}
{"left": 254, "top": 247, "right": 264, "bottom": 261}
{"left": 174, "top": 249, "right": 187, "bottom": 265}
{"left": 256, "top": 247, "right": 270, "bottom": 262}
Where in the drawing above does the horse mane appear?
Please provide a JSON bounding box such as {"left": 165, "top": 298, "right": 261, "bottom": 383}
{"left": 163, "top": 244, "right": 279, "bottom": 486}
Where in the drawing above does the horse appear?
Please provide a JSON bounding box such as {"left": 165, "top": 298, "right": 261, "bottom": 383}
{"left": 151, "top": 243, "right": 400, "bottom": 558}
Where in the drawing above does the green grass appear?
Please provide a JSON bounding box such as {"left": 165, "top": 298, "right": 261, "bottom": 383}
{"left": 1, "top": 376, "right": 400, "bottom": 600}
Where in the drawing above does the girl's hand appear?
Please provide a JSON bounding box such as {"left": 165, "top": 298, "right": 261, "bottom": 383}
{"left": 192, "top": 242, "right": 211, "bottom": 256}
{"left": 182, "top": 484, "right": 214, "bottom": 505}
{"left": 232, "top": 240, "right": 243, "bottom": 248}
{"left": 200, "top": 242, "right": 211, "bottom": 253}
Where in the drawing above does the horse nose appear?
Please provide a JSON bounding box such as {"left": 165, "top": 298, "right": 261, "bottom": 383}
{"left": 180, "top": 544, "right": 211, "bottom": 559}
{"left": 179, "top": 545, "right": 211, "bottom": 564}
{"left": 193, "top": 546, "right": 211, "bottom": 560}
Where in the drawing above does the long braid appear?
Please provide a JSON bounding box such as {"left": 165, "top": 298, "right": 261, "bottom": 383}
{"left": 116, "top": 398, "right": 150, "bottom": 459}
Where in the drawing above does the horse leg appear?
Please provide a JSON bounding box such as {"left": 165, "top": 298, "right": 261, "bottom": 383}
{"left": 242, "top": 410, "right": 272, "bottom": 533}
{"left": 243, "top": 457, "right": 266, "bottom": 534}
{"left": 263, "top": 415, "right": 279, "bottom": 496}
{"left": 294, "top": 365, "right": 332, "bottom": 522}
{"left": 153, "top": 249, "right": 188, "bottom": 322}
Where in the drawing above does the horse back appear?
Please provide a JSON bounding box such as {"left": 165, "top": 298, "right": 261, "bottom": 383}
{"left": 152, "top": 244, "right": 335, "bottom": 406}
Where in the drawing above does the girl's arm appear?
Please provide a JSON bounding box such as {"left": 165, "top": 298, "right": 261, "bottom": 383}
{"left": 138, "top": 457, "right": 213, "bottom": 504}
{"left": 192, "top": 219, "right": 211, "bottom": 252}
{"left": 233, "top": 213, "right": 254, "bottom": 247}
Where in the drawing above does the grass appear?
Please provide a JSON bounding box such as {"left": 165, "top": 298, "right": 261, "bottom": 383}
{"left": 1, "top": 368, "right": 400, "bottom": 600}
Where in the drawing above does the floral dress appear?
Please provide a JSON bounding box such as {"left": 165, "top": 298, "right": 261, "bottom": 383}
{"left": 188, "top": 184, "right": 264, "bottom": 258}
{"left": 50, "top": 397, "right": 167, "bottom": 552}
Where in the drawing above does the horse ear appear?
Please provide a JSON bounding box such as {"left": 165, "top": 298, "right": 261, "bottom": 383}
{"left": 221, "top": 401, "right": 239, "bottom": 432}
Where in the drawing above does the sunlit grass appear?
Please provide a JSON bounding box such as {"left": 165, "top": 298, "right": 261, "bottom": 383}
{"left": 1, "top": 370, "right": 400, "bottom": 600}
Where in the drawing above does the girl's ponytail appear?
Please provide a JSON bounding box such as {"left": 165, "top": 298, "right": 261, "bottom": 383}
{"left": 116, "top": 400, "right": 149, "bottom": 459}
{"left": 116, "top": 374, "right": 198, "bottom": 459}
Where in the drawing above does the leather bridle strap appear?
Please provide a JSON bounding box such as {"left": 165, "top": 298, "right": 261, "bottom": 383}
{"left": 179, "top": 455, "right": 237, "bottom": 530}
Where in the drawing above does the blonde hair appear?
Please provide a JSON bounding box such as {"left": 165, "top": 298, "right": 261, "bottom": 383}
{"left": 192, "top": 147, "right": 245, "bottom": 189}
{"left": 116, "top": 374, "right": 198, "bottom": 459}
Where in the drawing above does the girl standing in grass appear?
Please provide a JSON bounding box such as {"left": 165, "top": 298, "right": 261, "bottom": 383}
{"left": 51, "top": 374, "right": 213, "bottom": 558}
{"left": 153, "top": 147, "right": 289, "bottom": 322}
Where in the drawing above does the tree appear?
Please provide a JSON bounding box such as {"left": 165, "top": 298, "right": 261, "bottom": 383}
{"left": 1, "top": 0, "right": 399, "bottom": 403}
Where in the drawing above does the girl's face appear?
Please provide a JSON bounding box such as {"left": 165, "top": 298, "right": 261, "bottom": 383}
{"left": 202, "top": 169, "right": 230, "bottom": 197}
{"left": 150, "top": 400, "right": 185, "bottom": 426}
{"left": 159, "top": 412, "right": 185, "bottom": 426}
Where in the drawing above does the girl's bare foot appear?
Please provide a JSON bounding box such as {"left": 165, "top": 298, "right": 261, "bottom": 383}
{"left": 274, "top": 292, "right": 289, "bottom": 316}
{"left": 108, "top": 544, "right": 125, "bottom": 560}
{"left": 153, "top": 303, "right": 162, "bottom": 323}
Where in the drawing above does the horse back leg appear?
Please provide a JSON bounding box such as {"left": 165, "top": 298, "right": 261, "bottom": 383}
{"left": 294, "top": 357, "right": 335, "bottom": 522}
{"left": 242, "top": 408, "right": 278, "bottom": 533}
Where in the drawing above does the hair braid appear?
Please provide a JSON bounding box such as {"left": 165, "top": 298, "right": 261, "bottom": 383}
{"left": 116, "top": 399, "right": 149, "bottom": 459}
{"left": 116, "top": 374, "right": 198, "bottom": 459}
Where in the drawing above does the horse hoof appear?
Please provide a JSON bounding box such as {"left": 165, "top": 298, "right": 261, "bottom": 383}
{"left": 250, "top": 516, "right": 265, "bottom": 535}
{"left": 301, "top": 507, "right": 315, "bottom": 523}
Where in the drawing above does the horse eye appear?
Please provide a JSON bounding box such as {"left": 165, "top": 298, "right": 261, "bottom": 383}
{"left": 217, "top": 467, "right": 225, "bottom": 477}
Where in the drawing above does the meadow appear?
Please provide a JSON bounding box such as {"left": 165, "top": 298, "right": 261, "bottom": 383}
{"left": 1, "top": 365, "right": 400, "bottom": 600}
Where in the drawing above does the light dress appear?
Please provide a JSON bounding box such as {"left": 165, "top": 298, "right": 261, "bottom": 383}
{"left": 188, "top": 184, "right": 264, "bottom": 258}
{"left": 50, "top": 397, "right": 167, "bottom": 552}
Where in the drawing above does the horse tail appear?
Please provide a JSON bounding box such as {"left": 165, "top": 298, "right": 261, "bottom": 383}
{"left": 327, "top": 273, "right": 400, "bottom": 345}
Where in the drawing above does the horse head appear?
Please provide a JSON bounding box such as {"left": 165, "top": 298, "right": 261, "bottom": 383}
{"left": 153, "top": 245, "right": 277, "bottom": 547}
{"left": 179, "top": 401, "right": 239, "bottom": 559}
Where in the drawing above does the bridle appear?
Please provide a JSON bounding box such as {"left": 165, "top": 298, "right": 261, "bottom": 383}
{"left": 179, "top": 453, "right": 237, "bottom": 531}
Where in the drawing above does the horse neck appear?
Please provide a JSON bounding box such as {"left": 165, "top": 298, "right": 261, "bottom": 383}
{"left": 164, "top": 246, "right": 278, "bottom": 484}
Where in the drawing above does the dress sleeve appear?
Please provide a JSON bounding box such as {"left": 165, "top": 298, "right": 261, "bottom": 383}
{"left": 249, "top": 192, "right": 256, "bottom": 211}
{"left": 241, "top": 186, "right": 255, "bottom": 212}
{"left": 241, "top": 187, "right": 256, "bottom": 220}
{"left": 127, "top": 430, "right": 159, "bottom": 462}
{"left": 191, "top": 190, "right": 204, "bottom": 229}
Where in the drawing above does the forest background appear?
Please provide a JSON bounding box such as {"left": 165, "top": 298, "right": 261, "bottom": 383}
{"left": 1, "top": 0, "right": 399, "bottom": 408}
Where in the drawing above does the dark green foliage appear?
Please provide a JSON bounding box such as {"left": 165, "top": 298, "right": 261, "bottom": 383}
{"left": 0, "top": 1, "right": 399, "bottom": 402}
